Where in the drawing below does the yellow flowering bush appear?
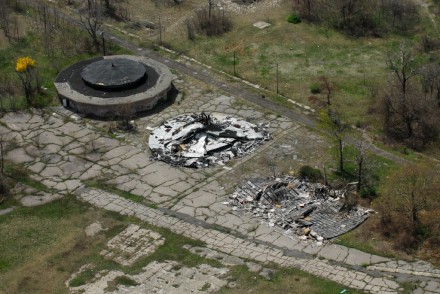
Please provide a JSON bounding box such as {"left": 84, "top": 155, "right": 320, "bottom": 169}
{"left": 15, "top": 56, "right": 36, "bottom": 73}
{"left": 15, "top": 56, "right": 38, "bottom": 103}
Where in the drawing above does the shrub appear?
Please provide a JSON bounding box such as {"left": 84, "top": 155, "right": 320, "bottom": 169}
{"left": 298, "top": 165, "right": 322, "bottom": 182}
{"left": 115, "top": 276, "right": 138, "bottom": 287}
{"left": 192, "top": 8, "right": 232, "bottom": 37}
{"left": 287, "top": 14, "right": 301, "bottom": 24}
{"left": 310, "top": 83, "right": 321, "bottom": 94}
{"left": 359, "top": 186, "right": 377, "bottom": 200}
{"left": 0, "top": 178, "right": 8, "bottom": 204}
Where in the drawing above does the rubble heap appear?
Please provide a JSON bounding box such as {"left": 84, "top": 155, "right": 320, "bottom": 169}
{"left": 227, "top": 176, "right": 372, "bottom": 241}
{"left": 149, "top": 113, "right": 271, "bottom": 168}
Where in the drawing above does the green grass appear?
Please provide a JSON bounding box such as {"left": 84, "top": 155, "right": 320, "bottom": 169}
{"left": 141, "top": 0, "right": 431, "bottom": 131}
{"left": 0, "top": 5, "right": 128, "bottom": 111}
{"left": 3, "top": 163, "right": 49, "bottom": 192}
{"left": 0, "top": 195, "right": 99, "bottom": 293}
{"left": 84, "top": 180, "right": 146, "bottom": 204}
{"left": 105, "top": 275, "right": 139, "bottom": 291}
{"left": 334, "top": 227, "right": 395, "bottom": 259}
{"left": 69, "top": 269, "right": 95, "bottom": 287}
{"left": 0, "top": 193, "right": 213, "bottom": 293}
{"left": 326, "top": 143, "right": 397, "bottom": 186}
{"left": 219, "top": 265, "right": 365, "bottom": 294}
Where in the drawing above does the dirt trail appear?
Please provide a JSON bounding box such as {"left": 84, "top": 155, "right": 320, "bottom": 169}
{"left": 414, "top": 0, "right": 438, "bottom": 30}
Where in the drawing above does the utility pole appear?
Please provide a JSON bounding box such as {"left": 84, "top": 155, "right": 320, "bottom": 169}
{"left": 100, "top": 31, "right": 106, "bottom": 56}
{"left": 276, "top": 63, "right": 279, "bottom": 94}
{"left": 233, "top": 51, "right": 236, "bottom": 76}
{"left": 159, "top": 16, "right": 162, "bottom": 45}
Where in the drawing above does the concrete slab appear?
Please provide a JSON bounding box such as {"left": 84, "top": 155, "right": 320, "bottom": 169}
{"left": 4, "top": 148, "right": 33, "bottom": 164}
{"left": 318, "top": 244, "right": 349, "bottom": 262}
{"left": 20, "top": 193, "right": 63, "bottom": 207}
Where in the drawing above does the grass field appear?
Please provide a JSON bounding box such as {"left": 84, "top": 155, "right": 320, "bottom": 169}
{"left": 0, "top": 194, "right": 365, "bottom": 294}
{"left": 140, "top": 0, "right": 401, "bottom": 126}
{"left": 0, "top": 6, "right": 128, "bottom": 110}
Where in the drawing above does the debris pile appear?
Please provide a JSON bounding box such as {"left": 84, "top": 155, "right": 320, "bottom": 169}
{"left": 149, "top": 113, "right": 271, "bottom": 168}
{"left": 227, "top": 176, "right": 372, "bottom": 241}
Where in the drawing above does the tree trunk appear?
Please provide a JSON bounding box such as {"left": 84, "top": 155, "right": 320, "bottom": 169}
{"left": 357, "top": 156, "right": 363, "bottom": 191}
{"left": 406, "top": 120, "right": 413, "bottom": 138}
{"left": 338, "top": 138, "right": 344, "bottom": 173}
{"left": 411, "top": 191, "right": 418, "bottom": 226}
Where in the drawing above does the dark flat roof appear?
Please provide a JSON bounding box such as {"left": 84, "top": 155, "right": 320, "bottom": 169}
{"left": 55, "top": 56, "right": 160, "bottom": 98}
{"left": 81, "top": 58, "right": 147, "bottom": 90}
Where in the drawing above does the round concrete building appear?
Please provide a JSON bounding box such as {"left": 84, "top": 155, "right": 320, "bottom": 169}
{"left": 54, "top": 55, "right": 173, "bottom": 118}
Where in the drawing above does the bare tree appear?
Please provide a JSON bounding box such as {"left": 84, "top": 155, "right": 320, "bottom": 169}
{"left": 420, "top": 63, "right": 440, "bottom": 107}
{"left": 0, "top": 135, "right": 4, "bottom": 175}
{"left": 383, "top": 164, "right": 437, "bottom": 227}
{"left": 353, "top": 129, "right": 376, "bottom": 193}
{"left": 79, "top": 0, "right": 103, "bottom": 52}
{"left": 319, "top": 108, "right": 349, "bottom": 173}
{"left": 387, "top": 42, "right": 417, "bottom": 96}
{"left": 341, "top": 182, "right": 358, "bottom": 212}
{"left": 381, "top": 42, "right": 440, "bottom": 148}
{"left": 293, "top": 0, "right": 419, "bottom": 36}
{"left": 319, "top": 76, "right": 335, "bottom": 105}
{"left": 380, "top": 0, "right": 419, "bottom": 33}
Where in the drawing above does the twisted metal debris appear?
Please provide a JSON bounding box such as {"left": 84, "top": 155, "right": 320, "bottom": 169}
{"left": 227, "top": 176, "right": 372, "bottom": 241}
{"left": 149, "top": 113, "right": 271, "bottom": 168}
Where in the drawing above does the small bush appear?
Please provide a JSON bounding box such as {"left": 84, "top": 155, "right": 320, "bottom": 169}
{"left": 359, "top": 186, "right": 377, "bottom": 200}
{"left": 287, "top": 14, "right": 301, "bottom": 24}
{"left": 310, "top": 83, "right": 321, "bottom": 94}
{"left": 192, "top": 8, "right": 232, "bottom": 37}
{"left": 69, "top": 269, "right": 95, "bottom": 287}
{"left": 114, "top": 276, "right": 138, "bottom": 287}
{"left": 299, "top": 165, "right": 322, "bottom": 182}
{"left": 0, "top": 178, "right": 9, "bottom": 204}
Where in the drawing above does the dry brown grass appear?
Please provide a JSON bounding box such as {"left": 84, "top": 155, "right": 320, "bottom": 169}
{"left": 48, "top": 0, "right": 421, "bottom": 130}
{"left": 0, "top": 31, "right": 10, "bottom": 49}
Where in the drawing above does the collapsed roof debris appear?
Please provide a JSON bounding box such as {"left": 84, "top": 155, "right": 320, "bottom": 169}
{"left": 226, "top": 176, "right": 372, "bottom": 242}
{"left": 149, "top": 113, "right": 271, "bottom": 168}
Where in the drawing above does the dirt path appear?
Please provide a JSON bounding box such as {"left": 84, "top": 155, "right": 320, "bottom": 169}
{"left": 414, "top": 0, "right": 438, "bottom": 30}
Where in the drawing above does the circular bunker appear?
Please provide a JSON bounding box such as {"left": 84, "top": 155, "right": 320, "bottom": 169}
{"left": 148, "top": 112, "right": 272, "bottom": 168}
{"left": 54, "top": 55, "right": 173, "bottom": 118}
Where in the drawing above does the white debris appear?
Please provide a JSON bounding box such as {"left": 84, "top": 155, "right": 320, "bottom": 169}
{"left": 149, "top": 113, "right": 271, "bottom": 168}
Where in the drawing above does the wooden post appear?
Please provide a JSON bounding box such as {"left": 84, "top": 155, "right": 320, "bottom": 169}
{"left": 276, "top": 63, "right": 279, "bottom": 94}
{"left": 158, "top": 16, "right": 162, "bottom": 45}
{"left": 233, "top": 51, "right": 236, "bottom": 76}
{"left": 100, "top": 31, "right": 105, "bottom": 55}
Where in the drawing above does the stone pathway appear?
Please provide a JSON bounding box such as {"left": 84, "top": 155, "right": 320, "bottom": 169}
{"left": 78, "top": 188, "right": 404, "bottom": 293}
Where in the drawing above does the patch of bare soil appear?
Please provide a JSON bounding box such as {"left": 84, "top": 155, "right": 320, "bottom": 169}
{"left": 0, "top": 30, "right": 10, "bottom": 49}
{"left": 100, "top": 0, "right": 283, "bottom": 37}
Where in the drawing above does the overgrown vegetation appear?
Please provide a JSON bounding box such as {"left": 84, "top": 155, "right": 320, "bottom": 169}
{"left": 187, "top": 7, "right": 233, "bottom": 39}
{"left": 375, "top": 164, "right": 440, "bottom": 256}
{"left": 298, "top": 165, "right": 322, "bottom": 183}
{"left": 287, "top": 14, "right": 301, "bottom": 24}
{"left": 220, "top": 265, "right": 364, "bottom": 294}
{"left": 377, "top": 41, "right": 440, "bottom": 150}
{"left": 0, "top": 0, "right": 126, "bottom": 113}
{"left": 293, "top": 0, "right": 420, "bottom": 37}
